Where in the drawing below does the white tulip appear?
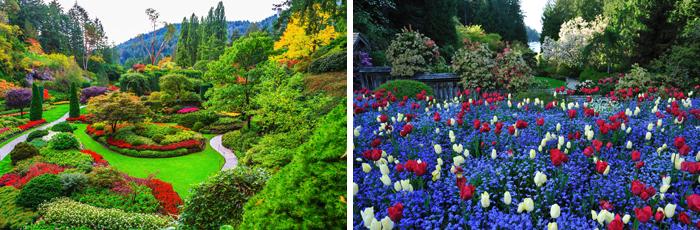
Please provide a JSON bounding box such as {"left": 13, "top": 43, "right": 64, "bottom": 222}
{"left": 662, "top": 176, "right": 671, "bottom": 185}
{"left": 449, "top": 130, "right": 456, "bottom": 143}
{"left": 622, "top": 214, "right": 630, "bottom": 224}
{"left": 453, "top": 144, "right": 464, "bottom": 154}
{"left": 645, "top": 132, "right": 652, "bottom": 140}
{"left": 480, "top": 192, "right": 490, "bottom": 208}
{"left": 647, "top": 123, "right": 654, "bottom": 131}
{"left": 550, "top": 204, "right": 561, "bottom": 219}
{"left": 548, "top": 222, "right": 558, "bottom": 230}
{"left": 664, "top": 203, "right": 676, "bottom": 218}
{"left": 400, "top": 179, "right": 413, "bottom": 192}
{"left": 491, "top": 149, "right": 497, "bottom": 159}
{"left": 657, "top": 119, "right": 663, "bottom": 127}
{"left": 370, "top": 219, "right": 381, "bottom": 230}
{"left": 362, "top": 163, "right": 371, "bottom": 173}
{"left": 361, "top": 207, "right": 376, "bottom": 228}
{"left": 534, "top": 171, "right": 547, "bottom": 187}
{"left": 626, "top": 141, "right": 633, "bottom": 149}
{"left": 517, "top": 198, "right": 535, "bottom": 213}
{"left": 353, "top": 183, "right": 359, "bottom": 196}
{"left": 380, "top": 174, "right": 391, "bottom": 186}
{"left": 354, "top": 126, "right": 362, "bottom": 137}
{"left": 379, "top": 164, "right": 390, "bottom": 175}
{"left": 393, "top": 181, "right": 402, "bottom": 192}
{"left": 464, "top": 149, "right": 470, "bottom": 157}
{"left": 453, "top": 155, "right": 465, "bottom": 166}
{"left": 556, "top": 123, "right": 561, "bottom": 132}
{"left": 434, "top": 144, "right": 442, "bottom": 154}
{"left": 503, "top": 191, "right": 512, "bottom": 205}
{"left": 591, "top": 210, "right": 598, "bottom": 220}
{"left": 529, "top": 149, "right": 537, "bottom": 159}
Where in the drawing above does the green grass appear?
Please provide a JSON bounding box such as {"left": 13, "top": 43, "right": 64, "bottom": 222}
{"left": 73, "top": 124, "right": 224, "bottom": 198}
{"left": 0, "top": 157, "right": 10, "bottom": 175}
{"left": 534, "top": 76, "right": 566, "bottom": 88}
{"left": 0, "top": 104, "right": 70, "bottom": 148}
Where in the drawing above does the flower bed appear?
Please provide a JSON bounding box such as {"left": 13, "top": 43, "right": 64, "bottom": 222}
{"left": 125, "top": 175, "right": 183, "bottom": 215}
{"left": 86, "top": 123, "right": 205, "bottom": 158}
{"left": 66, "top": 114, "right": 92, "bottom": 124}
{"left": 0, "top": 119, "right": 46, "bottom": 143}
{"left": 177, "top": 107, "right": 199, "bottom": 114}
{"left": 353, "top": 88, "right": 700, "bottom": 229}
{"left": 0, "top": 163, "right": 64, "bottom": 188}
{"left": 80, "top": 149, "right": 109, "bottom": 166}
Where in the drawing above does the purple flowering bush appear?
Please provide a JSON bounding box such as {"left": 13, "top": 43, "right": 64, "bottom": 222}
{"left": 80, "top": 86, "right": 108, "bottom": 104}
{"left": 353, "top": 88, "right": 700, "bottom": 229}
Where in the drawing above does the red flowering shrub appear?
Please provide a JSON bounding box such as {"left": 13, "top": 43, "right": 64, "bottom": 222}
{"left": 125, "top": 175, "right": 182, "bottom": 215}
{"left": 67, "top": 114, "right": 92, "bottom": 123}
{"left": 86, "top": 124, "right": 105, "bottom": 137}
{"left": 18, "top": 119, "right": 46, "bottom": 131}
{"left": 80, "top": 149, "right": 109, "bottom": 166}
{"left": 9, "top": 163, "right": 65, "bottom": 188}
{"left": 106, "top": 137, "right": 202, "bottom": 151}
{"left": 0, "top": 173, "right": 20, "bottom": 187}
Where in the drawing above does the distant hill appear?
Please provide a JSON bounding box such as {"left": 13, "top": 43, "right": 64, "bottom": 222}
{"left": 115, "top": 15, "right": 277, "bottom": 64}
{"left": 526, "top": 26, "right": 540, "bottom": 43}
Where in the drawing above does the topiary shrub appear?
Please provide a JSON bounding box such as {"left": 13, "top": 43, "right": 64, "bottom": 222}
{"left": 179, "top": 166, "right": 268, "bottom": 229}
{"left": 50, "top": 122, "right": 75, "bottom": 133}
{"left": 10, "top": 142, "right": 39, "bottom": 165}
{"left": 386, "top": 28, "right": 440, "bottom": 77}
{"left": 452, "top": 41, "right": 497, "bottom": 89}
{"left": 29, "top": 84, "right": 43, "bottom": 121}
{"left": 192, "top": 121, "right": 204, "bottom": 132}
{"left": 27, "top": 129, "right": 49, "bottom": 141}
{"left": 15, "top": 174, "right": 63, "bottom": 209}
{"left": 48, "top": 133, "right": 80, "bottom": 150}
{"left": 69, "top": 83, "right": 80, "bottom": 118}
{"left": 37, "top": 198, "right": 171, "bottom": 229}
{"left": 176, "top": 110, "right": 219, "bottom": 128}
{"left": 239, "top": 104, "right": 346, "bottom": 228}
{"left": 308, "top": 51, "right": 346, "bottom": 73}
{"left": 376, "top": 80, "right": 434, "bottom": 99}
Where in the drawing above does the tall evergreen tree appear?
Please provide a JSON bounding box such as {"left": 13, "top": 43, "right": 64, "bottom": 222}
{"left": 175, "top": 17, "right": 191, "bottom": 66}
{"left": 29, "top": 83, "right": 42, "bottom": 121}
{"left": 69, "top": 83, "right": 79, "bottom": 118}
{"left": 187, "top": 14, "right": 201, "bottom": 65}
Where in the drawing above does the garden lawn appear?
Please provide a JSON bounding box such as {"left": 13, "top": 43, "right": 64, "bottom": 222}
{"left": 73, "top": 124, "right": 224, "bottom": 197}
{"left": 0, "top": 104, "right": 70, "bottom": 147}
{"left": 534, "top": 76, "right": 566, "bottom": 88}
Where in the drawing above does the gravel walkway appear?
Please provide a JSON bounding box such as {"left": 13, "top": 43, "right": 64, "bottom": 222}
{"left": 210, "top": 135, "right": 238, "bottom": 170}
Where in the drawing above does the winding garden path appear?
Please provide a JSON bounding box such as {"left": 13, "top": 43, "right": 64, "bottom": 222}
{"left": 0, "top": 110, "right": 72, "bottom": 160}
{"left": 210, "top": 135, "right": 238, "bottom": 170}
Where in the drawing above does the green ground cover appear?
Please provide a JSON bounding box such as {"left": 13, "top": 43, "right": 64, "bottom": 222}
{"left": 73, "top": 124, "right": 224, "bottom": 197}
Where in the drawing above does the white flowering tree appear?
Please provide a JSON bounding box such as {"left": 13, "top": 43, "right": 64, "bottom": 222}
{"left": 542, "top": 16, "right": 608, "bottom": 70}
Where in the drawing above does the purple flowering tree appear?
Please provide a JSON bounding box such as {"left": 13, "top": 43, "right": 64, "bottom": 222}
{"left": 5, "top": 88, "right": 32, "bottom": 117}
{"left": 80, "top": 86, "right": 108, "bottom": 104}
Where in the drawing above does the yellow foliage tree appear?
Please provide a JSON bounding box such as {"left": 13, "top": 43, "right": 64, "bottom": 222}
{"left": 273, "top": 12, "right": 338, "bottom": 62}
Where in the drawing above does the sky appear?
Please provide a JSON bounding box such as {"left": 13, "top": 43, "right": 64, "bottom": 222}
{"left": 55, "top": 0, "right": 282, "bottom": 44}
{"left": 521, "top": 0, "right": 549, "bottom": 32}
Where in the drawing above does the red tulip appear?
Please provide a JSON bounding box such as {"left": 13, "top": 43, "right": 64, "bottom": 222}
{"left": 583, "top": 146, "right": 594, "bottom": 157}
{"left": 635, "top": 161, "right": 645, "bottom": 169}
{"left": 459, "top": 184, "right": 476, "bottom": 200}
{"left": 674, "top": 136, "right": 686, "bottom": 149}
{"left": 473, "top": 119, "right": 481, "bottom": 130}
{"left": 515, "top": 120, "right": 528, "bottom": 129}
{"left": 631, "top": 150, "right": 641, "bottom": 161}
{"left": 507, "top": 126, "right": 515, "bottom": 135}
{"left": 395, "top": 163, "right": 404, "bottom": 172}
{"left": 456, "top": 176, "right": 466, "bottom": 188}
{"left": 687, "top": 194, "right": 700, "bottom": 212}
{"left": 370, "top": 138, "right": 381, "bottom": 148}
{"left": 599, "top": 200, "right": 614, "bottom": 211}
{"left": 679, "top": 144, "right": 691, "bottom": 155}
{"left": 363, "top": 149, "right": 382, "bottom": 161}
{"left": 549, "top": 148, "right": 568, "bottom": 166}
{"left": 631, "top": 180, "right": 644, "bottom": 195}
{"left": 595, "top": 160, "right": 608, "bottom": 174}
{"left": 480, "top": 123, "right": 490, "bottom": 133}
{"left": 433, "top": 112, "right": 441, "bottom": 122}
{"left": 635, "top": 206, "right": 652, "bottom": 223}
{"left": 388, "top": 202, "right": 404, "bottom": 222}
{"left": 607, "top": 214, "right": 623, "bottom": 230}
{"left": 400, "top": 124, "right": 414, "bottom": 137}
{"left": 679, "top": 211, "right": 691, "bottom": 225}
{"left": 567, "top": 109, "right": 577, "bottom": 119}
{"left": 654, "top": 209, "right": 664, "bottom": 222}
{"left": 536, "top": 117, "right": 544, "bottom": 126}
{"left": 592, "top": 140, "right": 603, "bottom": 152}
{"left": 379, "top": 114, "right": 388, "bottom": 123}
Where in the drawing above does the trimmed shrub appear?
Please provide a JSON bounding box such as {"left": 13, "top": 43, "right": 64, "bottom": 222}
{"left": 119, "top": 73, "right": 150, "bottom": 96}
{"left": 37, "top": 198, "right": 171, "bottom": 229}
{"left": 616, "top": 64, "right": 656, "bottom": 90}
{"left": 59, "top": 173, "right": 88, "bottom": 195}
{"left": 240, "top": 104, "right": 347, "bottom": 228}
{"left": 376, "top": 80, "right": 434, "bottom": 99}
{"left": 222, "top": 129, "right": 259, "bottom": 158}
{"left": 0, "top": 186, "right": 37, "bottom": 229}
{"left": 176, "top": 110, "right": 219, "bottom": 128}
{"left": 179, "top": 167, "right": 268, "bottom": 229}
{"left": 492, "top": 47, "right": 533, "bottom": 91}
{"left": 87, "top": 166, "right": 123, "bottom": 188}
{"left": 386, "top": 28, "right": 440, "bottom": 77}
{"left": 27, "top": 129, "right": 49, "bottom": 141}
{"left": 16, "top": 174, "right": 63, "bottom": 209}
{"left": 48, "top": 133, "right": 80, "bottom": 150}
{"left": 308, "top": 51, "right": 346, "bottom": 73}
{"left": 40, "top": 149, "right": 92, "bottom": 171}
{"left": 29, "top": 84, "right": 43, "bottom": 121}
{"left": 10, "top": 142, "right": 39, "bottom": 165}
{"left": 68, "top": 83, "right": 79, "bottom": 118}
{"left": 50, "top": 122, "right": 75, "bottom": 133}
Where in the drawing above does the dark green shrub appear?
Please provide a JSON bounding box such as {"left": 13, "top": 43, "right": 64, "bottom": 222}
{"left": 27, "top": 129, "right": 49, "bottom": 141}
{"left": 50, "top": 122, "right": 75, "bottom": 133}
{"left": 28, "top": 139, "right": 47, "bottom": 148}
{"left": 579, "top": 67, "right": 610, "bottom": 82}
{"left": 176, "top": 110, "right": 219, "bottom": 128}
{"left": 69, "top": 83, "right": 79, "bottom": 118}
{"left": 377, "top": 79, "right": 434, "bottom": 99}
{"left": 119, "top": 73, "right": 150, "bottom": 96}
{"left": 0, "top": 186, "right": 37, "bottom": 229}
{"left": 192, "top": 121, "right": 204, "bottom": 132}
{"left": 48, "top": 133, "right": 80, "bottom": 150}
{"left": 10, "top": 142, "right": 39, "bottom": 165}
{"left": 308, "top": 51, "right": 346, "bottom": 73}
{"left": 240, "top": 104, "right": 346, "bottom": 228}
{"left": 29, "top": 84, "right": 43, "bottom": 121}
{"left": 180, "top": 167, "right": 269, "bottom": 229}
{"left": 16, "top": 174, "right": 63, "bottom": 209}
{"left": 71, "top": 186, "right": 159, "bottom": 213}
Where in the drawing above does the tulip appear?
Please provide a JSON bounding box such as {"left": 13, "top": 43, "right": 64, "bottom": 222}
{"left": 459, "top": 184, "right": 476, "bottom": 200}
{"left": 534, "top": 171, "right": 547, "bottom": 187}
{"left": 354, "top": 126, "right": 362, "bottom": 137}
{"left": 626, "top": 141, "right": 633, "bottom": 149}
{"left": 453, "top": 144, "right": 464, "bottom": 154}
{"left": 517, "top": 198, "right": 534, "bottom": 213}
{"left": 679, "top": 212, "right": 691, "bottom": 225}
{"left": 503, "top": 191, "right": 512, "bottom": 205}
{"left": 362, "top": 163, "right": 372, "bottom": 173}
{"left": 387, "top": 202, "right": 403, "bottom": 222}
{"left": 664, "top": 203, "right": 676, "bottom": 218}
{"left": 686, "top": 194, "right": 700, "bottom": 212}
{"left": 491, "top": 149, "right": 497, "bottom": 160}
{"left": 361, "top": 207, "right": 376, "bottom": 228}
{"left": 645, "top": 132, "right": 652, "bottom": 140}
{"left": 353, "top": 183, "right": 359, "bottom": 196}
{"left": 529, "top": 149, "right": 536, "bottom": 159}
{"left": 608, "top": 214, "right": 623, "bottom": 230}
{"left": 480, "top": 192, "right": 490, "bottom": 208}
{"left": 380, "top": 174, "right": 391, "bottom": 186}
{"left": 655, "top": 208, "right": 664, "bottom": 222}
{"left": 453, "top": 155, "right": 465, "bottom": 166}
{"left": 379, "top": 216, "right": 394, "bottom": 230}
{"left": 547, "top": 222, "right": 557, "bottom": 230}
{"left": 434, "top": 144, "right": 442, "bottom": 154}
{"left": 634, "top": 206, "right": 652, "bottom": 223}
{"left": 379, "top": 164, "right": 390, "bottom": 175}
{"left": 550, "top": 203, "right": 561, "bottom": 219}
{"left": 622, "top": 214, "right": 630, "bottom": 224}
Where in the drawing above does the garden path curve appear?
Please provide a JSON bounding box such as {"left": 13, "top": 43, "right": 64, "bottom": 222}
{"left": 210, "top": 134, "right": 238, "bottom": 170}
{"left": 0, "top": 110, "right": 74, "bottom": 160}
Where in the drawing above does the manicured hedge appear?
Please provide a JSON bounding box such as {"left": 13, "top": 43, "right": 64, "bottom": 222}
{"left": 376, "top": 79, "right": 434, "bottom": 99}
{"left": 37, "top": 198, "right": 172, "bottom": 229}
{"left": 240, "top": 104, "right": 346, "bottom": 228}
